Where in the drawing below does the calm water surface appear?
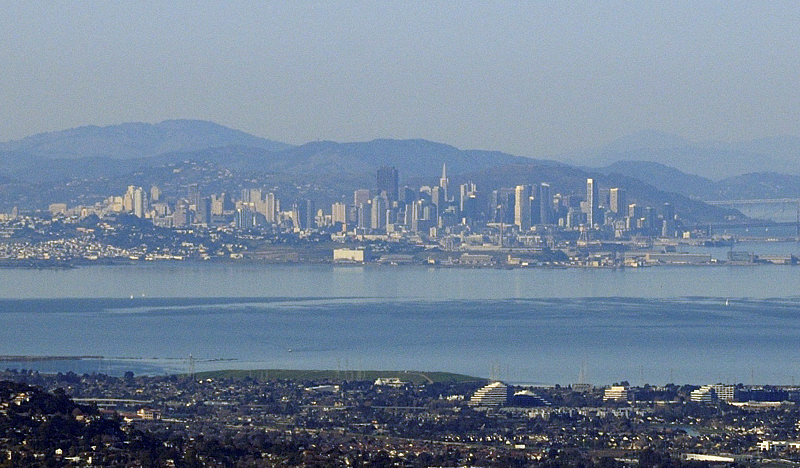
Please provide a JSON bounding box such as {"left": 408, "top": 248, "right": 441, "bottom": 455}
{"left": 1, "top": 262, "right": 799, "bottom": 385}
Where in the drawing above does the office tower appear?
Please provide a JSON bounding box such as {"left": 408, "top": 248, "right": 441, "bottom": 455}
{"left": 566, "top": 207, "right": 586, "bottom": 229}
{"left": 402, "top": 186, "right": 417, "bottom": 205}
{"left": 314, "top": 209, "right": 329, "bottom": 228}
{"left": 609, "top": 187, "right": 625, "bottom": 214}
{"left": 439, "top": 163, "right": 449, "bottom": 199}
{"left": 430, "top": 186, "right": 442, "bottom": 208}
{"left": 150, "top": 185, "right": 161, "bottom": 203}
{"left": 468, "top": 381, "right": 509, "bottom": 407}
{"left": 462, "top": 193, "right": 478, "bottom": 223}
{"left": 627, "top": 203, "right": 641, "bottom": 220}
{"left": 133, "top": 187, "right": 146, "bottom": 218}
{"left": 331, "top": 202, "right": 347, "bottom": 225}
{"left": 292, "top": 200, "right": 314, "bottom": 230}
{"left": 354, "top": 189, "right": 371, "bottom": 207}
{"left": 221, "top": 192, "right": 235, "bottom": 212}
{"left": 530, "top": 185, "right": 542, "bottom": 225}
{"left": 459, "top": 182, "right": 477, "bottom": 213}
{"left": 603, "top": 386, "right": 629, "bottom": 402}
{"left": 235, "top": 207, "right": 254, "bottom": 230}
{"left": 123, "top": 186, "right": 135, "bottom": 212}
{"left": 410, "top": 200, "right": 421, "bottom": 232}
{"left": 539, "top": 183, "right": 552, "bottom": 225}
{"left": 514, "top": 184, "right": 532, "bottom": 231}
{"left": 357, "top": 202, "right": 371, "bottom": 229}
{"left": 661, "top": 203, "right": 675, "bottom": 237}
{"left": 250, "top": 189, "right": 263, "bottom": 205}
{"left": 254, "top": 196, "right": 267, "bottom": 220}
{"left": 199, "top": 197, "right": 212, "bottom": 225}
{"left": 210, "top": 194, "right": 223, "bottom": 216}
{"left": 626, "top": 203, "right": 641, "bottom": 230}
{"left": 370, "top": 195, "right": 387, "bottom": 230}
{"left": 439, "top": 163, "right": 449, "bottom": 202}
{"left": 376, "top": 166, "right": 399, "bottom": 202}
{"left": 304, "top": 199, "right": 315, "bottom": 230}
{"left": 644, "top": 206, "right": 657, "bottom": 233}
{"left": 661, "top": 219, "right": 672, "bottom": 238}
{"left": 173, "top": 200, "right": 190, "bottom": 227}
{"left": 402, "top": 204, "right": 412, "bottom": 227}
{"left": 264, "top": 192, "right": 277, "bottom": 223}
{"left": 662, "top": 202, "right": 675, "bottom": 221}
{"left": 490, "top": 188, "right": 515, "bottom": 224}
{"left": 188, "top": 183, "right": 201, "bottom": 208}
{"left": 409, "top": 199, "right": 436, "bottom": 233}
{"left": 346, "top": 205, "right": 359, "bottom": 225}
{"left": 586, "top": 178, "right": 598, "bottom": 227}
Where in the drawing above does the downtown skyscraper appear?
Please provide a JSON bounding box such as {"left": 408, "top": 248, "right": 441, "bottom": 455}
{"left": 376, "top": 166, "right": 399, "bottom": 202}
{"left": 586, "top": 178, "right": 598, "bottom": 228}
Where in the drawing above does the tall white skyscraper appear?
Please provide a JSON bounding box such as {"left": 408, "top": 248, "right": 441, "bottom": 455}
{"left": 609, "top": 187, "right": 625, "bottom": 214}
{"left": 439, "top": 163, "right": 449, "bottom": 202}
{"left": 265, "top": 192, "right": 278, "bottom": 223}
{"left": 331, "top": 202, "right": 347, "bottom": 225}
{"left": 514, "top": 184, "right": 532, "bottom": 231}
{"left": 586, "top": 178, "right": 598, "bottom": 228}
{"left": 133, "top": 187, "right": 146, "bottom": 218}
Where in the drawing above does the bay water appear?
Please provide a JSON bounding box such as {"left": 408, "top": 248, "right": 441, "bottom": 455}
{"left": 1, "top": 260, "right": 799, "bottom": 385}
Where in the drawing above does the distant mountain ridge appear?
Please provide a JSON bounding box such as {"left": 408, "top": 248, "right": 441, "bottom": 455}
{"left": 0, "top": 119, "right": 292, "bottom": 159}
{"left": 598, "top": 160, "right": 800, "bottom": 201}
{"left": 561, "top": 129, "right": 800, "bottom": 179}
{"left": 0, "top": 120, "right": 796, "bottom": 222}
{"left": 0, "top": 136, "right": 538, "bottom": 184}
{"left": 3, "top": 121, "right": 799, "bottom": 179}
{"left": 598, "top": 161, "right": 716, "bottom": 199}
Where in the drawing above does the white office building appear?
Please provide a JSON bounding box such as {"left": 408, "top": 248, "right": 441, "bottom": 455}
{"left": 603, "top": 385, "right": 629, "bottom": 401}
{"left": 468, "top": 381, "right": 509, "bottom": 407}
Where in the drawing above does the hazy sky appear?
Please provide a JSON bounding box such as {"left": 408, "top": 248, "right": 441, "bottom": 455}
{"left": 2, "top": 1, "right": 799, "bottom": 156}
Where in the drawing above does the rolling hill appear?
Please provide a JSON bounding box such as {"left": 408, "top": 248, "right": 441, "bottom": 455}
{"left": 0, "top": 119, "right": 292, "bottom": 160}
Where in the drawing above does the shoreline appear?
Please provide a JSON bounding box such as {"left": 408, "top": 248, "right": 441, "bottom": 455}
{"left": 0, "top": 257, "right": 796, "bottom": 270}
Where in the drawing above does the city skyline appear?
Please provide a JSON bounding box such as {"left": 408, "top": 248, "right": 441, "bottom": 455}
{"left": 4, "top": 3, "right": 800, "bottom": 466}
